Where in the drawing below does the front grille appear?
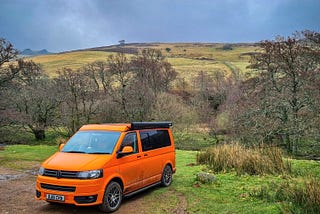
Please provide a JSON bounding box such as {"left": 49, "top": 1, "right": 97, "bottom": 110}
{"left": 41, "top": 183, "right": 76, "bottom": 192}
{"left": 43, "top": 169, "right": 78, "bottom": 179}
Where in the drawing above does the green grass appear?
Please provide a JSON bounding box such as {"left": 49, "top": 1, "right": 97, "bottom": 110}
{"left": 141, "top": 149, "right": 320, "bottom": 213}
{"left": 173, "top": 131, "right": 217, "bottom": 150}
{"left": 291, "top": 159, "right": 320, "bottom": 178}
{"left": 1, "top": 145, "right": 319, "bottom": 213}
{"left": 159, "top": 150, "right": 281, "bottom": 213}
{"left": 0, "top": 145, "right": 57, "bottom": 169}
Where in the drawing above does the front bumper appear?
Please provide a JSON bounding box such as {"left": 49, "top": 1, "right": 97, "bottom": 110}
{"left": 35, "top": 175, "right": 105, "bottom": 206}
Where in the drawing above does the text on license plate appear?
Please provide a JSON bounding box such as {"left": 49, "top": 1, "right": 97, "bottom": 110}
{"left": 46, "top": 194, "right": 65, "bottom": 202}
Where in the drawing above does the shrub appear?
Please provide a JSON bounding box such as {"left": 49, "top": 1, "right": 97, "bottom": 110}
{"left": 288, "top": 178, "right": 320, "bottom": 214}
{"left": 221, "top": 44, "right": 233, "bottom": 50}
{"left": 56, "top": 137, "right": 67, "bottom": 146}
{"left": 196, "top": 143, "right": 291, "bottom": 175}
{"left": 250, "top": 177, "right": 320, "bottom": 214}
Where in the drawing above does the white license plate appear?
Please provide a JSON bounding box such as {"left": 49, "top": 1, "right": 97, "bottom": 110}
{"left": 46, "top": 194, "right": 65, "bottom": 202}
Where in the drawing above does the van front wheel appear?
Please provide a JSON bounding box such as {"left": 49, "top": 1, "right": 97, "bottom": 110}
{"left": 99, "top": 182, "right": 122, "bottom": 213}
{"left": 161, "top": 165, "right": 173, "bottom": 187}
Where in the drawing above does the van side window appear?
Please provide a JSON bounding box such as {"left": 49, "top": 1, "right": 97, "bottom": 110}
{"left": 140, "top": 130, "right": 171, "bottom": 151}
{"left": 120, "top": 132, "right": 138, "bottom": 154}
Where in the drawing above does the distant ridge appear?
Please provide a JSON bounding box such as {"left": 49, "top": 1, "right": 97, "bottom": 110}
{"left": 71, "top": 42, "right": 257, "bottom": 55}
{"left": 20, "top": 48, "right": 52, "bottom": 56}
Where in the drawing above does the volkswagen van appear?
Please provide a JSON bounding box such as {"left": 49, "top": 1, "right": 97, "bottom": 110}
{"left": 35, "top": 122, "right": 175, "bottom": 212}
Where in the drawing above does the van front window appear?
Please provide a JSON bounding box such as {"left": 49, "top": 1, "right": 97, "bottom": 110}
{"left": 62, "top": 131, "right": 121, "bottom": 154}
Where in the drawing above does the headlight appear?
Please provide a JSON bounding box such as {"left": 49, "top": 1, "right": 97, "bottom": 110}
{"left": 77, "top": 169, "right": 103, "bottom": 179}
{"left": 38, "top": 166, "right": 45, "bottom": 175}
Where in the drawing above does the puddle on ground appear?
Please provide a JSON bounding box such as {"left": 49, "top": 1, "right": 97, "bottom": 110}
{"left": 0, "top": 174, "right": 26, "bottom": 180}
{"left": 0, "top": 170, "right": 37, "bottom": 180}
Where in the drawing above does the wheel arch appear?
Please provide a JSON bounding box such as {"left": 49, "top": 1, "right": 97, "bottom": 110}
{"left": 163, "top": 161, "right": 175, "bottom": 173}
{"left": 108, "top": 177, "right": 124, "bottom": 191}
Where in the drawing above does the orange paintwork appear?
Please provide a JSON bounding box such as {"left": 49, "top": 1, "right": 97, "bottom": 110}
{"left": 35, "top": 124, "right": 175, "bottom": 207}
{"left": 80, "top": 123, "right": 131, "bottom": 132}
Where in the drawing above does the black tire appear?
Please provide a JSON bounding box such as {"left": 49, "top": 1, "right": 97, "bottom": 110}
{"left": 161, "top": 165, "right": 173, "bottom": 187}
{"left": 99, "top": 182, "right": 122, "bottom": 213}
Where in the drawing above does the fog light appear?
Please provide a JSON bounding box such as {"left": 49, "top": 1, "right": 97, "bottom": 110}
{"left": 36, "top": 190, "right": 41, "bottom": 198}
{"left": 74, "top": 195, "right": 97, "bottom": 204}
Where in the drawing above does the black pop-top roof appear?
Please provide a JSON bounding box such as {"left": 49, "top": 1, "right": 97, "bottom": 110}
{"left": 130, "top": 122, "right": 172, "bottom": 130}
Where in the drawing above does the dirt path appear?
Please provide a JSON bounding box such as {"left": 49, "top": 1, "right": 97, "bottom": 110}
{"left": 0, "top": 167, "right": 187, "bottom": 214}
{"left": 0, "top": 167, "right": 151, "bottom": 214}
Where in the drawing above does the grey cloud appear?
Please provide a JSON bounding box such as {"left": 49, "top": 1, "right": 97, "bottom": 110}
{"left": 0, "top": 0, "right": 319, "bottom": 52}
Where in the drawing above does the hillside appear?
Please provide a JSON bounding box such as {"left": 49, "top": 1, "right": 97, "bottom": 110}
{"left": 28, "top": 43, "right": 259, "bottom": 81}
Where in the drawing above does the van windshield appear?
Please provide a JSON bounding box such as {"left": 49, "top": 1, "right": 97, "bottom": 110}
{"left": 62, "top": 131, "right": 121, "bottom": 154}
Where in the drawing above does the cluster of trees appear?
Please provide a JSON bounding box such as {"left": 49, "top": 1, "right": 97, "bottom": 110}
{"left": 1, "top": 30, "right": 319, "bottom": 155}
{"left": 227, "top": 31, "right": 320, "bottom": 154}
{"left": 0, "top": 41, "right": 193, "bottom": 139}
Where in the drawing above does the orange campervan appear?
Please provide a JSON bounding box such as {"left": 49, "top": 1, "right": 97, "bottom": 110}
{"left": 35, "top": 122, "right": 176, "bottom": 212}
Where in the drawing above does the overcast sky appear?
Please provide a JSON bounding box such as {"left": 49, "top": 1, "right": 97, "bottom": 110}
{"left": 1, "top": 0, "right": 319, "bottom": 52}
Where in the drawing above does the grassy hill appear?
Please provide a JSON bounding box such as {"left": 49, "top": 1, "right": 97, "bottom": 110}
{"left": 28, "top": 43, "right": 259, "bottom": 82}
{"left": 28, "top": 51, "right": 115, "bottom": 76}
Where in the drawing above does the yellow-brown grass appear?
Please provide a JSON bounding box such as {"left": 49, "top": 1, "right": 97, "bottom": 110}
{"left": 25, "top": 43, "right": 258, "bottom": 82}
{"left": 27, "top": 51, "right": 119, "bottom": 75}
{"left": 197, "top": 143, "right": 291, "bottom": 175}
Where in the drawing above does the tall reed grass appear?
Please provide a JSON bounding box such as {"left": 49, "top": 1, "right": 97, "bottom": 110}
{"left": 251, "top": 177, "right": 320, "bottom": 214}
{"left": 196, "top": 143, "right": 291, "bottom": 175}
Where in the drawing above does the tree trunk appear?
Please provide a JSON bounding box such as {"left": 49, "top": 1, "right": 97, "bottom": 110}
{"left": 283, "top": 133, "right": 292, "bottom": 154}
{"left": 33, "top": 129, "right": 45, "bottom": 140}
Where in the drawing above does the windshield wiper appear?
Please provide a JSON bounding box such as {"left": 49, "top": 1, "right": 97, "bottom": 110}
{"left": 87, "top": 152, "right": 111, "bottom": 154}
{"left": 63, "top": 151, "right": 86, "bottom": 153}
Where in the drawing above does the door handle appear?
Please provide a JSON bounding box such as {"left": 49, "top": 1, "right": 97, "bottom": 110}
{"left": 137, "top": 155, "right": 141, "bottom": 158}
{"left": 144, "top": 154, "right": 148, "bottom": 157}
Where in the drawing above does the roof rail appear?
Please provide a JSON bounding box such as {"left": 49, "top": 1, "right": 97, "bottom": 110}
{"left": 131, "top": 122, "right": 172, "bottom": 130}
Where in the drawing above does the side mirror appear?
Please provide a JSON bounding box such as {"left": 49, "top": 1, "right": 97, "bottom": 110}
{"left": 59, "top": 143, "right": 65, "bottom": 151}
{"left": 57, "top": 138, "right": 67, "bottom": 151}
{"left": 122, "top": 146, "right": 133, "bottom": 153}
{"left": 117, "top": 146, "right": 133, "bottom": 158}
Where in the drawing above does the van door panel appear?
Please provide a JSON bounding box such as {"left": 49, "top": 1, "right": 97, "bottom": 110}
{"left": 142, "top": 150, "right": 164, "bottom": 185}
{"left": 118, "top": 154, "right": 143, "bottom": 193}
{"left": 117, "top": 132, "right": 143, "bottom": 194}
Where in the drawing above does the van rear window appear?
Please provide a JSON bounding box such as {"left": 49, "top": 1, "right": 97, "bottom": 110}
{"left": 140, "top": 130, "right": 171, "bottom": 151}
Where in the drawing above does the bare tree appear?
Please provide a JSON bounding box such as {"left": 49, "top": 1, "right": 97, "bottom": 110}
{"left": 132, "top": 49, "right": 177, "bottom": 97}
{"left": 55, "top": 68, "right": 100, "bottom": 135}
{"left": 4, "top": 60, "right": 62, "bottom": 139}
{"left": 83, "top": 60, "right": 110, "bottom": 92}
{"left": 122, "top": 49, "right": 178, "bottom": 121}
{"left": 107, "top": 53, "right": 132, "bottom": 119}
{"left": 0, "top": 38, "right": 19, "bottom": 87}
{"left": 0, "top": 38, "right": 19, "bottom": 126}
{"left": 191, "top": 70, "right": 235, "bottom": 124}
{"left": 231, "top": 31, "right": 320, "bottom": 154}
{"left": 85, "top": 50, "right": 178, "bottom": 122}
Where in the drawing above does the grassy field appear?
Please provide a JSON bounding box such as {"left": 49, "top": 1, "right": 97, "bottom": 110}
{"left": 1, "top": 145, "right": 319, "bottom": 213}
{"left": 27, "top": 43, "right": 257, "bottom": 82}
{"left": 30, "top": 51, "right": 115, "bottom": 76}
